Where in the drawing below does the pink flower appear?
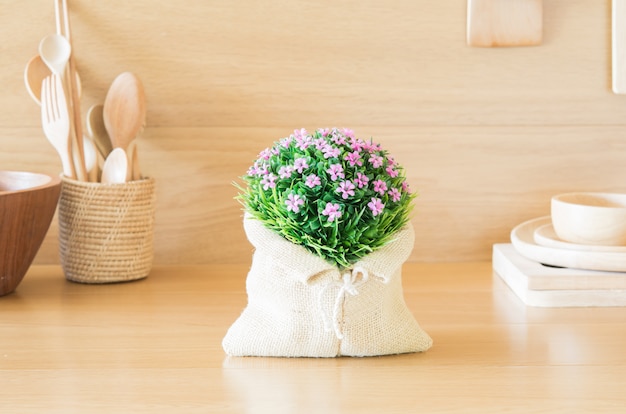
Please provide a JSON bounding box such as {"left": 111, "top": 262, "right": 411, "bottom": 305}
{"left": 321, "top": 202, "right": 342, "bottom": 222}
{"left": 317, "top": 128, "right": 330, "bottom": 137}
{"left": 386, "top": 166, "right": 398, "bottom": 177}
{"left": 364, "top": 142, "right": 382, "bottom": 153}
{"left": 247, "top": 165, "right": 258, "bottom": 176}
{"left": 336, "top": 180, "right": 356, "bottom": 199}
{"left": 292, "top": 128, "right": 311, "bottom": 150}
{"left": 354, "top": 172, "right": 369, "bottom": 188}
{"left": 305, "top": 174, "right": 321, "bottom": 188}
{"left": 248, "top": 163, "right": 268, "bottom": 176}
{"left": 401, "top": 181, "right": 411, "bottom": 193}
{"left": 295, "top": 136, "right": 311, "bottom": 151}
{"left": 373, "top": 179, "right": 388, "bottom": 195}
{"left": 278, "top": 165, "right": 294, "bottom": 179}
{"left": 285, "top": 193, "right": 305, "bottom": 213}
{"left": 258, "top": 148, "right": 272, "bottom": 160}
{"left": 294, "top": 157, "right": 309, "bottom": 173}
{"left": 369, "top": 154, "right": 383, "bottom": 168}
{"left": 342, "top": 128, "right": 355, "bottom": 139}
{"left": 350, "top": 137, "right": 365, "bottom": 152}
{"left": 389, "top": 187, "right": 401, "bottom": 202}
{"left": 327, "top": 164, "right": 344, "bottom": 181}
{"left": 368, "top": 197, "right": 385, "bottom": 216}
{"left": 322, "top": 145, "right": 341, "bottom": 159}
{"left": 344, "top": 151, "right": 363, "bottom": 167}
{"left": 261, "top": 173, "right": 277, "bottom": 190}
{"left": 314, "top": 138, "right": 327, "bottom": 150}
{"left": 331, "top": 132, "right": 346, "bottom": 146}
{"left": 293, "top": 128, "right": 308, "bottom": 139}
{"left": 280, "top": 136, "right": 293, "bottom": 148}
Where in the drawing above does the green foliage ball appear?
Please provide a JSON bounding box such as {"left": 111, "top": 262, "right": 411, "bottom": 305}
{"left": 238, "top": 128, "right": 416, "bottom": 269}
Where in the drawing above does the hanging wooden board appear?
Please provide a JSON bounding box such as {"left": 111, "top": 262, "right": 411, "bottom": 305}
{"left": 613, "top": 0, "right": 626, "bottom": 94}
{"left": 467, "top": 0, "right": 543, "bottom": 47}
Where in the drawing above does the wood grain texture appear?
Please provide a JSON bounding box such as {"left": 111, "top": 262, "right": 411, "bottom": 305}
{"left": 1, "top": 0, "right": 626, "bottom": 264}
{"left": 1, "top": 264, "right": 626, "bottom": 412}
{"left": 3, "top": 124, "right": 626, "bottom": 265}
{"left": 0, "top": 172, "right": 60, "bottom": 295}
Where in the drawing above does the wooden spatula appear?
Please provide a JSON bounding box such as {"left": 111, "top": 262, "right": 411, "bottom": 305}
{"left": 467, "top": 0, "right": 543, "bottom": 47}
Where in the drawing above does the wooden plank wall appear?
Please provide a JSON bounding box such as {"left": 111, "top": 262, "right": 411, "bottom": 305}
{"left": 1, "top": 0, "right": 625, "bottom": 264}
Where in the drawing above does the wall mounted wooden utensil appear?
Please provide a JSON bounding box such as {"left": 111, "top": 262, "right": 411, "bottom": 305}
{"left": 467, "top": 0, "right": 543, "bottom": 47}
{"left": 613, "top": 0, "right": 626, "bottom": 94}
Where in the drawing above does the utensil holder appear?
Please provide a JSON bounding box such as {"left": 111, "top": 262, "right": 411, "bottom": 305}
{"left": 58, "top": 176, "right": 156, "bottom": 283}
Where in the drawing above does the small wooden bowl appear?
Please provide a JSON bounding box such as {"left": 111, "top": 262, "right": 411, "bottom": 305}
{"left": 0, "top": 171, "right": 61, "bottom": 296}
{"left": 551, "top": 192, "right": 626, "bottom": 246}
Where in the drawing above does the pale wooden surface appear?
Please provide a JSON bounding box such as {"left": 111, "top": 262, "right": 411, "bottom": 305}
{"left": 1, "top": 263, "right": 625, "bottom": 413}
{"left": 1, "top": 0, "right": 626, "bottom": 264}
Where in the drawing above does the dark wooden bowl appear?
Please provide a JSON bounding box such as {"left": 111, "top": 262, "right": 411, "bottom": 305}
{"left": 0, "top": 171, "right": 61, "bottom": 296}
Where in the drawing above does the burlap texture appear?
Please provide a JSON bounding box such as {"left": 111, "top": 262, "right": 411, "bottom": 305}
{"left": 222, "top": 215, "right": 433, "bottom": 357}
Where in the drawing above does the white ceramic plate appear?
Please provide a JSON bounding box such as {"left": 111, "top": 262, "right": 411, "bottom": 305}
{"left": 510, "top": 216, "right": 626, "bottom": 272}
{"left": 533, "top": 222, "right": 626, "bottom": 253}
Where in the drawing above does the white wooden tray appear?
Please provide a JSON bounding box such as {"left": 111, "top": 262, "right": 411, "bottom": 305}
{"left": 493, "top": 243, "right": 626, "bottom": 307}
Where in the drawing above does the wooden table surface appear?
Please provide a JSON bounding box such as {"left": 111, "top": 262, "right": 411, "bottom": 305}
{"left": 1, "top": 263, "right": 625, "bottom": 413}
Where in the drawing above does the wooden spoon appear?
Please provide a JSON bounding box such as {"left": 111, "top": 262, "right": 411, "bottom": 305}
{"left": 38, "top": 34, "right": 71, "bottom": 76}
{"left": 101, "top": 148, "right": 128, "bottom": 184}
{"left": 86, "top": 104, "right": 113, "bottom": 158}
{"left": 103, "top": 72, "right": 146, "bottom": 152}
{"left": 24, "top": 55, "right": 50, "bottom": 105}
{"left": 81, "top": 135, "right": 98, "bottom": 182}
{"left": 24, "top": 55, "right": 82, "bottom": 105}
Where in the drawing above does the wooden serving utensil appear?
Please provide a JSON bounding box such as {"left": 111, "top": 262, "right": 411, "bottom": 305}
{"left": 103, "top": 72, "right": 146, "bottom": 180}
{"left": 24, "top": 54, "right": 82, "bottom": 106}
{"left": 613, "top": 0, "right": 626, "bottom": 94}
{"left": 101, "top": 148, "right": 128, "bottom": 184}
{"left": 467, "top": 0, "right": 543, "bottom": 47}
{"left": 86, "top": 104, "right": 113, "bottom": 159}
{"left": 55, "top": 0, "right": 88, "bottom": 181}
{"left": 24, "top": 55, "right": 51, "bottom": 105}
{"left": 38, "top": 34, "right": 70, "bottom": 76}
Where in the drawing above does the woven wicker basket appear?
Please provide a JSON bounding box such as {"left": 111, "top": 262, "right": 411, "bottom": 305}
{"left": 58, "top": 176, "right": 156, "bottom": 283}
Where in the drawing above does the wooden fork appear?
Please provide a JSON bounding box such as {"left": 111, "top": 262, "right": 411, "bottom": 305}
{"left": 41, "top": 74, "right": 74, "bottom": 178}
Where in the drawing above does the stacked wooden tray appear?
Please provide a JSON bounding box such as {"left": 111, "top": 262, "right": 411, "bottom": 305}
{"left": 493, "top": 216, "right": 626, "bottom": 307}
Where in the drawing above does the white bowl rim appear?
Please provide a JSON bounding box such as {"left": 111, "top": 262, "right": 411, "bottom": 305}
{"left": 551, "top": 192, "right": 626, "bottom": 209}
{"left": 0, "top": 171, "right": 60, "bottom": 194}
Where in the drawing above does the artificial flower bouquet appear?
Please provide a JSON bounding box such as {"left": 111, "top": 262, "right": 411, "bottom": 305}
{"left": 223, "top": 128, "right": 432, "bottom": 357}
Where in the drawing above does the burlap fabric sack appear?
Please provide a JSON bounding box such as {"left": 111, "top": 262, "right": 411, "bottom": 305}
{"left": 223, "top": 215, "right": 432, "bottom": 357}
